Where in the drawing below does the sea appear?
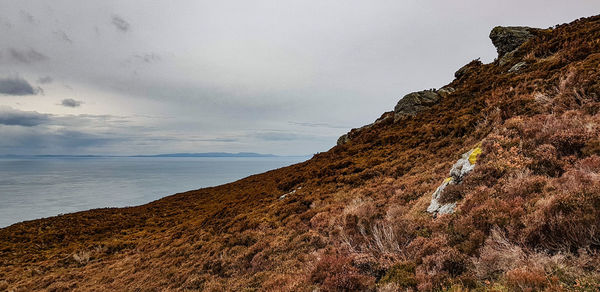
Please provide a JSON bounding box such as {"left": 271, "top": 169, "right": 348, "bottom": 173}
{"left": 0, "top": 156, "right": 308, "bottom": 228}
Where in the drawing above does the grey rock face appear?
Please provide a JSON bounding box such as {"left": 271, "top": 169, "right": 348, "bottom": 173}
{"left": 508, "top": 61, "right": 528, "bottom": 73}
{"left": 489, "top": 26, "right": 537, "bottom": 59}
{"left": 427, "top": 147, "right": 482, "bottom": 216}
{"left": 336, "top": 113, "right": 394, "bottom": 146}
{"left": 337, "top": 87, "right": 452, "bottom": 146}
{"left": 437, "top": 87, "right": 455, "bottom": 98}
{"left": 455, "top": 59, "right": 483, "bottom": 79}
{"left": 394, "top": 89, "right": 441, "bottom": 120}
{"left": 337, "top": 134, "right": 350, "bottom": 146}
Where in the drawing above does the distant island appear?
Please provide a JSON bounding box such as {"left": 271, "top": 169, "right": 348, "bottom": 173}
{"left": 0, "top": 152, "right": 281, "bottom": 158}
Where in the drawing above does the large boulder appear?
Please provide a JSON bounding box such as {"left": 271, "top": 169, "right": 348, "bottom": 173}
{"left": 394, "top": 89, "right": 444, "bottom": 120}
{"left": 489, "top": 26, "right": 537, "bottom": 58}
{"left": 337, "top": 133, "right": 350, "bottom": 146}
{"left": 455, "top": 59, "right": 483, "bottom": 79}
{"left": 337, "top": 87, "right": 453, "bottom": 146}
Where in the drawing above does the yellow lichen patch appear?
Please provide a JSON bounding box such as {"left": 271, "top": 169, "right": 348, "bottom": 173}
{"left": 444, "top": 177, "right": 453, "bottom": 183}
{"left": 468, "top": 147, "right": 482, "bottom": 165}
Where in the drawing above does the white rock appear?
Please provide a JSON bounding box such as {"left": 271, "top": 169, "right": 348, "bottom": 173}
{"left": 427, "top": 146, "right": 481, "bottom": 216}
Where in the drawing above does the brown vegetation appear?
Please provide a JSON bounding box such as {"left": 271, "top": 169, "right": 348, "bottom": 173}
{"left": 2, "top": 15, "right": 600, "bottom": 291}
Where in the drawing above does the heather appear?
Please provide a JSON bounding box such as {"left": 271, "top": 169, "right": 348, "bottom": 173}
{"left": 2, "top": 15, "right": 600, "bottom": 291}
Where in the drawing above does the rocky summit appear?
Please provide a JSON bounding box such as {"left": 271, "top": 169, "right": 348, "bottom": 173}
{"left": 2, "top": 14, "right": 600, "bottom": 292}
{"left": 489, "top": 26, "right": 539, "bottom": 57}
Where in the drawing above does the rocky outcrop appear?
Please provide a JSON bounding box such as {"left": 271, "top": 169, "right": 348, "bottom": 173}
{"left": 455, "top": 59, "right": 482, "bottom": 79}
{"left": 336, "top": 113, "right": 393, "bottom": 146}
{"left": 508, "top": 61, "right": 528, "bottom": 73}
{"left": 489, "top": 26, "right": 541, "bottom": 65}
{"left": 394, "top": 87, "right": 454, "bottom": 120}
{"left": 490, "top": 26, "right": 536, "bottom": 58}
{"left": 337, "top": 87, "right": 454, "bottom": 146}
{"left": 427, "top": 146, "right": 482, "bottom": 216}
{"left": 337, "top": 134, "right": 350, "bottom": 146}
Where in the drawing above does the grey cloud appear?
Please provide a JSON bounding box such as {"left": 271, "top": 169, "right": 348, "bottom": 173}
{"left": 254, "top": 132, "right": 303, "bottom": 141}
{"left": 19, "top": 10, "right": 35, "bottom": 24}
{"left": 0, "top": 127, "right": 118, "bottom": 154}
{"left": 61, "top": 98, "right": 82, "bottom": 107}
{"left": 133, "top": 53, "right": 160, "bottom": 64}
{"left": 0, "top": 1, "right": 598, "bottom": 156}
{"left": 0, "top": 107, "right": 50, "bottom": 126}
{"left": 289, "top": 121, "right": 348, "bottom": 129}
{"left": 0, "top": 76, "right": 38, "bottom": 95}
{"left": 122, "top": 53, "right": 161, "bottom": 67}
{"left": 37, "top": 76, "right": 53, "bottom": 84}
{"left": 0, "top": 19, "right": 12, "bottom": 29}
{"left": 212, "top": 138, "right": 238, "bottom": 142}
{"left": 53, "top": 30, "right": 73, "bottom": 43}
{"left": 7, "top": 48, "right": 49, "bottom": 63}
{"left": 111, "top": 15, "right": 130, "bottom": 32}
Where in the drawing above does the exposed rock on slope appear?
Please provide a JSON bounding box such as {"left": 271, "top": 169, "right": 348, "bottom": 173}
{"left": 338, "top": 87, "right": 454, "bottom": 145}
{"left": 427, "top": 146, "right": 481, "bottom": 216}
{"left": 454, "top": 59, "right": 482, "bottom": 79}
{"left": 2, "top": 14, "right": 600, "bottom": 292}
{"left": 393, "top": 88, "right": 455, "bottom": 120}
{"left": 489, "top": 26, "right": 545, "bottom": 65}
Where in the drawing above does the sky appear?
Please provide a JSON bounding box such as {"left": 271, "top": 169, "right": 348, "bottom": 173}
{"left": 0, "top": 1, "right": 598, "bottom": 155}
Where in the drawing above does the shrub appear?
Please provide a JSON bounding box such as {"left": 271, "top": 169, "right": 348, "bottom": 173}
{"left": 502, "top": 173, "right": 548, "bottom": 200}
{"left": 416, "top": 247, "right": 468, "bottom": 290}
{"left": 523, "top": 169, "right": 600, "bottom": 251}
{"left": 505, "top": 267, "right": 547, "bottom": 291}
{"left": 527, "top": 144, "right": 564, "bottom": 177}
{"left": 378, "top": 262, "right": 417, "bottom": 289}
{"left": 473, "top": 228, "right": 525, "bottom": 280}
{"left": 549, "top": 126, "right": 591, "bottom": 156}
{"left": 582, "top": 138, "right": 600, "bottom": 156}
{"left": 438, "top": 183, "right": 465, "bottom": 204}
{"left": 310, "top": 254, "right": 375, "bottom": 291}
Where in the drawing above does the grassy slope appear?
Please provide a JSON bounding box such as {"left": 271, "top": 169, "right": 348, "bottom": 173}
{"left": 1, "top": 15, "right": 600, "bottom": 291}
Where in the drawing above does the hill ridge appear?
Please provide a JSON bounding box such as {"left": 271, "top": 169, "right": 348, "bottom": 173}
{"left": 1, "top": 14, "right": 600, "bottom": 291}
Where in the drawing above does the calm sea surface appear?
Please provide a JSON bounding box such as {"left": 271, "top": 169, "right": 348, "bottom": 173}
{"left": 0, "top": 156, "right": 307, "bottom": 228}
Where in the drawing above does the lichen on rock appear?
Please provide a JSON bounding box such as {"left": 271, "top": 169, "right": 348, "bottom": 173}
{"left": 427, "top": 146, "right": 482, "bottom": 216}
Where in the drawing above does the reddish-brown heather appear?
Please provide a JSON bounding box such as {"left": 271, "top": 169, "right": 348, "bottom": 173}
{"left": 2, "top": 14, "right": 600, "bottom": 291}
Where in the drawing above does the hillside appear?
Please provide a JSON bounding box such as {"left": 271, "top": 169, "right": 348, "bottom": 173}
{"left": 2, "top": 15, "right": 600, "bottom": 291}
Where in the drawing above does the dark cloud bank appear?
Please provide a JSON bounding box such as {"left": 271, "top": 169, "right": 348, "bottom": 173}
{"left": 61, "top": 98, "right": 82, "bottom": 108}
{"left": 0, "top": 76, "right": 37, "bottom": 95}
{"left": 110, "top": 15, "right": 130, "bottom": 32}
{"left": 0, "top": 106, "right": 49, "bottom": 126}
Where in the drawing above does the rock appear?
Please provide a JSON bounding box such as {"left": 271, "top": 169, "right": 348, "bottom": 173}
{"left": 337, "top": 133, "right": 350, "bottom": 146}
{"left": 426, "top": 177, "right": 456, "bottom": 215}
{"left": 508, "top": 61, "right": 527, "bottom": 73}
{"left": 427, "top": 146, "right": 482, "bottom": 216}
{"left": 338, "top": 88, "right": 453, "bottom": 146}
{"left": 437, "top": 87, "right": 455, "bottom": 98}
{"left": 455, "top": 59, "right": 483, "bottom": 79}
{"left": 489, "top": 26, "right": 537, "bottom": 60}
{"left": 394, "top": 89, "right": 441, "bottom": 120}
{"left": 279, "top": 189, "right": 297, "bottom": 200}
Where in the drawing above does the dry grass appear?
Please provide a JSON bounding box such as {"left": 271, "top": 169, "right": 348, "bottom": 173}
{"left": 1, "top": 14, "right": 600, "bottom": 291}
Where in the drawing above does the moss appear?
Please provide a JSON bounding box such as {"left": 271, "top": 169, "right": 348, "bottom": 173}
{"left": 378, "top": 262, "right": 417, "bottom": 288}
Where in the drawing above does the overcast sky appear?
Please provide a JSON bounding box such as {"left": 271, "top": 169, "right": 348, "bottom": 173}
{"left": 0, "top": 1, "right": 598, "bottom": 155}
